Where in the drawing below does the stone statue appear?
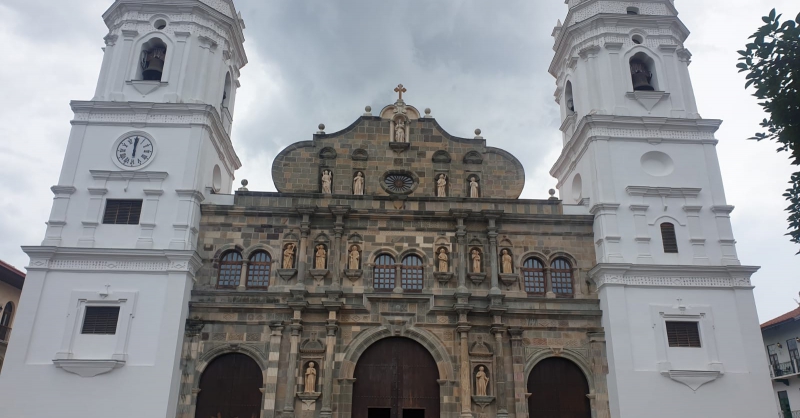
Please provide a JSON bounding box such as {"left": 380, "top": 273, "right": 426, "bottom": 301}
{"left": 436, "top": 174, "right": 447, "bottom": 197}
{"left": 395, "top": 120, "right": 406, "bottom": 143}
{"left": 315, "top": 245, "right": 326, "bottom": 269}
{"left": 348, "top": 246, "right": 360, "bottom": 270}
{"left": 283, "top": 244, "right": 295, "bottom": 269}
{"left": 475, "top": 366, "right": 489, "bottom": 396}
{"left": 469, "top": 177, "right": 479, "bottom": 198}
{"left": 321, "top": 170, "right": 332, "bottom": 194}
{"left": 353, "top": 172, "right": 364, "bottom": 195}
{"left": 471, "top": 249, "right": 481, "bottom": 273}
{"left": 501, "top": 249, "right": 513, "bottom": 274}
{"left": 437, "top": 248, "right": 448, "bottom": 272}
{"left": 304, "top": 362, "right": 317, "bottom": 393}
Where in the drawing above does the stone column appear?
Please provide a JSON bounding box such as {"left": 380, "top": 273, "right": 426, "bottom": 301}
{"left": 321, "top": 295, "right": 342, "bottom": 418}
{"left": 238, "top": 260, "right": 249, "bottom": 290}
{"left": 451, "top": 210, "right": 471, "bottom": 292}
{"left": 296, "top": 207, "right": 315, "bottom": 288}
{"left": 545, "top": 268, "right": 556, "bottom": 299}
{"left": 455, "top": 297, "right": 473, "bottom": 418}
{"left": 264, "top": 321, "right": 285, "bottom": 418}
{"left": 330, "top": 206, "right": 350, "bottom": 289}
{"left": 282, "top": 308, "right": 305, "bottom": 418}
{"left": 393, "top": 264, "right": 403, "bottom": 294}
{"left": 509, "top": 328, "right": 528, "bottom": 418}
{"left": 483, "top": 211, "right": 502, "bottom": 294}
{"left": 491, "top": 325, "right": 508, "bottom": 418}
{"left": 589, "top": 331, "right": 611, "bottom": 418}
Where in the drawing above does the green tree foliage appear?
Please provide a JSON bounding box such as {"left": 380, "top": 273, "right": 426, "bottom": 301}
{"left": 738, "top": 9, "right": 800, "bottom": 247}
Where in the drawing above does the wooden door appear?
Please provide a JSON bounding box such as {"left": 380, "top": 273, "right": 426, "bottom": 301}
{"left": 527, "top": 357, "right": 590, "bottom": 418}
{"left": 196, "top": 353, "right": 263, "bottom": 418}
{"left": 352, "top": 337, "right": 440, "bottom": 418}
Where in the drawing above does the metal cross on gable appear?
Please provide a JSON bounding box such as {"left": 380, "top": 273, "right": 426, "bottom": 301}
{"left": 394, "top": 84, "right": 407, "bottom": 101}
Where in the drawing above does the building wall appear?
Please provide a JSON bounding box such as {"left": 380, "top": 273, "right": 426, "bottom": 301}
{"left": 763, "top": 322, "right": 800, "bottom": 413}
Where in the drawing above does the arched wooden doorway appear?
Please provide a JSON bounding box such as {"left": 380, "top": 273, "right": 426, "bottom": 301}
{"left": 196, "top": 353, "right": 263, "bottom": 418}
{"left": 527, "top": 357, "right": 591, "bottom": 418}
{"left": 352, "top": 337, "right": 440, "bottom": 418}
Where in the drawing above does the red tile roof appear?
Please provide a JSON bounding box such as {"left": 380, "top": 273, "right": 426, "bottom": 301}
{"left": 0, "top": 259, "right": 25, "bottom": 289}
{"left": 761, "top": 306, "right": 800, "bottom": 329}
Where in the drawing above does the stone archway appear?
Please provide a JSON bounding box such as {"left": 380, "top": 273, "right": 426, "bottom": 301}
{"left": 352, "top": 337, "right": 439, "bottom": 418}
{"left": 527, "top": 357, "right": 591, "bottom": 418}
{"left": 195, "top": 353, "right": 263, "bottom": 418}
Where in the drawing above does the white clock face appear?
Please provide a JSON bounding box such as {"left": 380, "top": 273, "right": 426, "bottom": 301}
{"left": 115, "top": 135, "right": 154, "bottom": 168}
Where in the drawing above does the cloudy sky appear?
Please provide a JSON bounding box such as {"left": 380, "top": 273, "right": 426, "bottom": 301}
{"left": 0, "top": 0, "right": 798, "bottom": 321}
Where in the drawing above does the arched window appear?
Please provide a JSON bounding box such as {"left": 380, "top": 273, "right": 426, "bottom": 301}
{"left": 138, "top": 38, "right": 167, "bottom": 81}
{"left": 373, "top": 254, "right": 396, "bottom": 292}
{"left": 630, "top": 52, "right": 658, "bottom": 91}
{"left": 550, "top": 258, "right": 574, "bottom": 297}
{"left": 222, "top": 72, "right": 232, "bottom": 109}
{"left": 627, "top": 7, "right": 640, "bottom": 15}
{"left": 246, "top": 251, "right": 272, "bottom": 289}
{"left": 661, "top": 222, "right": 679, "bottom": 253}
{"left": 401, "top": 254, "right": 424, "bottom": 292}
{"left": 522, "top": 258, "right": 546, "bottom": 296}
{"left": 565, "top": 81, "right": 575, "bottom": 114}
{"left": 0, "top": 302, "right": 13, "bottom": 342}
{"left": 217, "top": 251, "right": 243, "bottom": 288}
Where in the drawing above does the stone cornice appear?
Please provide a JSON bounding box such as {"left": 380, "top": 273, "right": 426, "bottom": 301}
{"left": 550, "top": 115, "right": 722, "bottom": 182}
{"left": 71, "top": 101, "right": 241, "bottom": 173}
{"left": 589, "top": 263, "right": 759, "bottom": 289}
{"left": 22, "top": 246, "right": 203, "bottom": 276}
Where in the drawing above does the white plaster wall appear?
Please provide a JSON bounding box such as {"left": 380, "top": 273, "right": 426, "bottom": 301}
{"left": 0, "top": 263, "right": 194, "bottom": 418}
{"left": 600, "top": 284, "right": 777, "bottom": 417}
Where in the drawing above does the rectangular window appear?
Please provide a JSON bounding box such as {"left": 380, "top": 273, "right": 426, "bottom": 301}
{"left": 81, "top": 306, "right": 120, "bottom": 335}
{"left": 102, "top": 199, "right": 143, "bottom": 225}
{"left": 666, "top": 321, "right": 701, "bottom": 348}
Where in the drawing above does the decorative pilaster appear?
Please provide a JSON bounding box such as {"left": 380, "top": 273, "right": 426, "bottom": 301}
{"left": 683, "top": 205, "right": 709, "bottom": 265}
{"left": 509, "top": 328, "right": 528, "bottom": 418}
{"left": 451, "top": 209, "right": 471, "bottom": 292}
{"left": 630, "top": 204, "right": 653, "bottom": 263}
{"left": 491, "top": 314, "right": 508, "bottom": 418}
{"left": 588, "top": 331, "right": 611, "bottom": 418}
{"left": 320, "top": 293, "right": 342, "bottom": 418}
{"left": 296, "top": 207, "right": 315, "bottom": 288}
{"left": 330, "top": 206, "right": 350, "bottom": 289}
{"left": 455, "top": 293, "right": 473, "bottom": 418}
{"left": 43, "top": 185, "right": 77, "bottom": 246}
{"left": 483, "top": 210, "right": 503, "bottom": 295}
{"left": 264, "top": 321, "right": 285, "bottom": 418}
{"left": 282, "top": 305, "right": 306, "bottom": 418}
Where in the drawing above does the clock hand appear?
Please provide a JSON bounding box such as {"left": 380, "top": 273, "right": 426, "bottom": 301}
{"left": 132, "top": 137, "right": 140, "bottom": 158}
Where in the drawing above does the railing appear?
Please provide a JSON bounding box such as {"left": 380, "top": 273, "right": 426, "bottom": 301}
{"left": 771, "top": 359, "right": 800, "bottom": 378}
{"left": 779, "top": 410, "right": 800, "bottom": 418}
{"left": 0, "top": 325, "right": 10, "bottom": 343}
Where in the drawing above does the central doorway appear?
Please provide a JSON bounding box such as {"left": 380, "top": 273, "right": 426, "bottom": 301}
{"left": 352, "top": 337, "right": 440, "bottom": 418}
{"left": 527, "top": 357, "right": 591, "bottom": 418}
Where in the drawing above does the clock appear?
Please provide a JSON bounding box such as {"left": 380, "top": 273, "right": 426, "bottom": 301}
{"left": 114, "top": 134, "right": 155, "bottom": 169}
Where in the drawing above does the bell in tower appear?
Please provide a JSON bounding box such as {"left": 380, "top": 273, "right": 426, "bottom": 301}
{"left": 630, "top": 58, "right": 655, "bottom": 91}
{"left": 141, "top": 46, "right": 166, "bottom": 81}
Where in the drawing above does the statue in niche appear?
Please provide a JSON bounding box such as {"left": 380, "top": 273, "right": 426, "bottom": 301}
{"left": 501, "top": 249, "right": 513, "bottom": 274}
{"left": 304, "top": 362, "right": 317, "bottom": 393}
{"left": 471, "top": 249, "right": 481, "bottom": 273}
{"left": 321, "top": 170, "right": 332, "bottom": 194}
{"left": 315, "top": 245, "right": 327, "bottom": 269}
{"left": 475, "top": 366, "right": 489, "bottom": 396}
{"left": 353, "top": 171, "right": 364, "bottom": 195}
{"left": 436, "top": 174, "right": 448, "bottom": 197}
{"left": 283, "top": 244, "right": 296, "bottom": 269}
{"left": 348, "top": 246, "right": 360, "bottom": 270}
{"left": 437, "top": 248, "right": 449, "bottom": 272}
{"left": 469, "top": 177, "right": 480, "bottom": 198}
{"left": 395, "top": 120, "right": 406, "bottom": 143}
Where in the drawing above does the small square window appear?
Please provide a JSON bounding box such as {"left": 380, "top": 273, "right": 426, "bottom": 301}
{"left": 81, "top": 306, "right": 120, "bottom": 335}
{"left": 103, "top": 200, "right": 143, "bottom": 225}
{"left": 666, "top": 321, "right": 701, "bottom": 348}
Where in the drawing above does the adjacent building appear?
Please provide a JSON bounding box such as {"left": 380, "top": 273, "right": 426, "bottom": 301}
{"left": 762, "top": 305, "right": 800, "bottom": 417}
{"left": 0, "top": 0, "right": 779, "bottom": 417}
{"left": 0, "top": 260, "right": 25, "bottom": 372}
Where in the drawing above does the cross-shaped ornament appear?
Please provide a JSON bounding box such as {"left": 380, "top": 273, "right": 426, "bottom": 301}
{"left": 394, "top": 84, "right": 407, "bottom": 101}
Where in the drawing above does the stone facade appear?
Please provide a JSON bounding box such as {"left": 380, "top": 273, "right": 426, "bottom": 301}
{"left": 177, "top": 99, "right": 610, "bottom": 418}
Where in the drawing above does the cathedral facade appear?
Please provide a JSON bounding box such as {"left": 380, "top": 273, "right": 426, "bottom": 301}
{"left": 0, "top": 1, "right": 779, "bottom": 418}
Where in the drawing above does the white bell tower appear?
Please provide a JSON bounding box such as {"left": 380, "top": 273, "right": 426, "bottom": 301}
{"left": 0, "top": 0, "right": 246, "bottom": 417}
{"left": 549, "top": 1, "right": 776, "bottom": 417}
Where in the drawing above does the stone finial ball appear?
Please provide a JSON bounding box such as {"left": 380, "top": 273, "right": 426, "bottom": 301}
{"left": 425, "top": 108, "right": 431, "bottom": 115}
{"left": 318, "top": 123, "right": 325, "bottom": 130}
{"left": 365, "top": 106, "right": 372, "bottom": 112}
{"left": 242, "top": 179, "right": 249, "bottom": 186}
{"left": 475, "top": 129, "right": 482, "bottom": 136}
{"left": 549, "top": 189, "right": 556, "bottom": 196}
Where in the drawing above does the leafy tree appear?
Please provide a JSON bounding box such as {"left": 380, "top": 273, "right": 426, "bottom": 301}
{"left": 738, "top": 9, "right": 800, "bottom": 247}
